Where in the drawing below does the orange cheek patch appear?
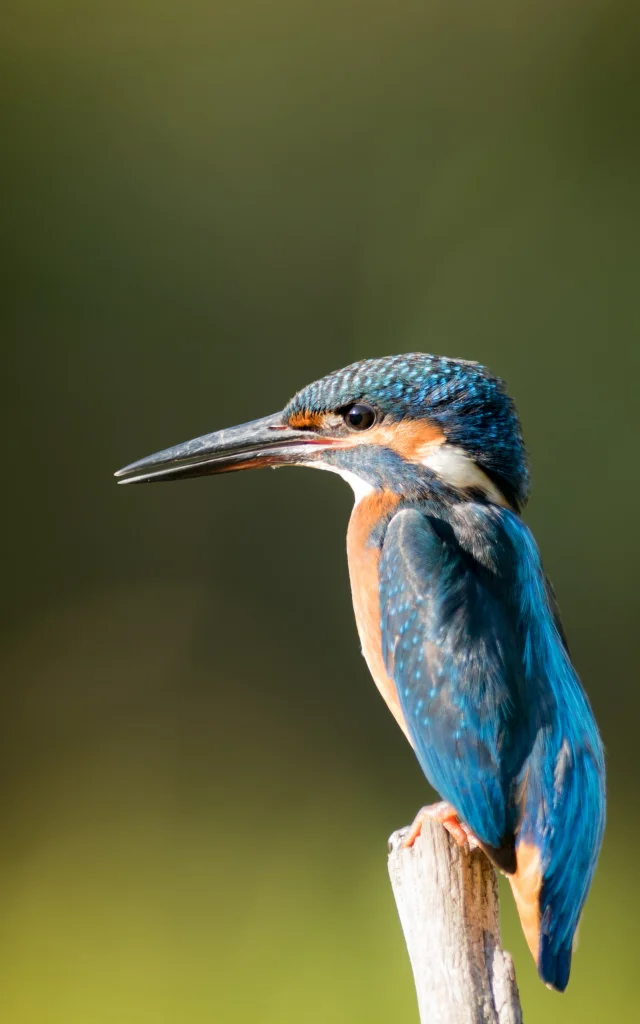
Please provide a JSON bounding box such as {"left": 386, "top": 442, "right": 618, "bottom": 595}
{"left": 286, "top": 412, "right": 445, "bottom": 461}
{"left": 356, "top": 419, "right": 445, "bottom": 462}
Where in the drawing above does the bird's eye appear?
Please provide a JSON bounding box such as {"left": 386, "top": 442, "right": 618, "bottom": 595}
{"left": 343, "top": 403, "right": 376, "bottom": 431}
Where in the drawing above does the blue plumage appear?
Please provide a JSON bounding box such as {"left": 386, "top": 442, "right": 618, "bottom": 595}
{"left": 118, "top": 351, "right": 606, "bottom": 993}
{"left": 379, "top": 503, "right": 605, "bottom": 990}
{"left": 380, "top": 506, "right": 532, "bottom": 854}
{"left": 502, "top": 514, "right": 606, "bottom": 990}
{"left": 285, "top": 354, "right": 530, "bottom": 509}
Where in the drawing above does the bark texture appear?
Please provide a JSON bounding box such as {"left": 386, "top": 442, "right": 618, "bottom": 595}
{"left": 388, "top": 822, "right": 523, "bottom": 1024}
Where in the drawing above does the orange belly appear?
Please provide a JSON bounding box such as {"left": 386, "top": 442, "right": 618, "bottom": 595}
{"left": 509, "top": 841, "right": 543, "bottom": 963}
{"left": 346, "top": 491, "right": 412, "bottom": 744}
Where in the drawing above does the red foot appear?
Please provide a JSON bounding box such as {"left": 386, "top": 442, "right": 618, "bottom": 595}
{"left": 403, "top": 801, "right": 481, "bottom": 851}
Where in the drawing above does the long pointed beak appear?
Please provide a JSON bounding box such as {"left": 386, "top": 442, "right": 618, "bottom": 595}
{"left": 114, "top": 412, "right": 331, "bottom": 485}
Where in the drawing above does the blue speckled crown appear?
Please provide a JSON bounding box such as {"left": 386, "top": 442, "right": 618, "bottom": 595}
{"left": 285, "top": 353, "right": 530, "bottom": 509}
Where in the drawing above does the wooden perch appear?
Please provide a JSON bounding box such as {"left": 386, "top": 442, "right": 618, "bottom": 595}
{"left": 388, "top": 822, "right": 523, "bottom": 1024}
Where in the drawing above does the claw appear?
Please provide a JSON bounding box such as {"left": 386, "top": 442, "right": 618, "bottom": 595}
{"left": 403, "top": 801, "right": 480, "bottom": 850}
{"left": 459, "top": 820, "right": 481, "bottom": 850}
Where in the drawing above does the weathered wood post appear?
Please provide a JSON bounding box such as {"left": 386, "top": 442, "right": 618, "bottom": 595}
{"left": 388, "top": 821, "right": 523, "bottom": 1023}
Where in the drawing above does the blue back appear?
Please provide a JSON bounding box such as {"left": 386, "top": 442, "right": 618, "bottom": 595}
{"left": 379, "top": 503, "right": 605, "bottom": 990}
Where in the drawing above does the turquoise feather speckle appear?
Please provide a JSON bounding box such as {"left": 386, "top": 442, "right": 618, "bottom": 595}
{"left": 378, "top": 502, "right": 605, "bottom": 991}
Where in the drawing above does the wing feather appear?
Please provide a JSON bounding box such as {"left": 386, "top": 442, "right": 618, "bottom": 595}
{"left": 379, "top": 507, "right": 533, "bottom": 850}
{"left": 379, "top": 504, "right": 605, "bottom": 990}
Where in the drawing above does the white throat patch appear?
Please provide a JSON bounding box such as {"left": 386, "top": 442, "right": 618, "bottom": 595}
{"left": 309, "top": 460, "right": 375, "bottom": 505}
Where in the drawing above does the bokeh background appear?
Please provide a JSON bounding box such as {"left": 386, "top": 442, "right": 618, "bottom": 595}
{"left": 3, "top": 2, "right": 640, "bottom": 1021}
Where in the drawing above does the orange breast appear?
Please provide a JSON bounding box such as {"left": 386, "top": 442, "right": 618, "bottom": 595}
{"left": 346, "top": 491, "right": 412, "bottom": 744}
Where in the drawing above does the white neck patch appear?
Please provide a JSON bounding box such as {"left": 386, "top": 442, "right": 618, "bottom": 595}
{"left": 303, "top": 447, "right": 508, "bottom": 508}
{"left": 422, "top": 445, "right": 508, "bottom": 506}
{"left": 309, "top": 460, "right": 375, "bottom": 505}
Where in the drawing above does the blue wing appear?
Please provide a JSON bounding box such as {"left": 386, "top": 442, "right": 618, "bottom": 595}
{"left": 379, "top": 505, "right": 605, "bottom": 990}
{"left": 379, "top": 506, "right": 536, "bottom": 855}
{"left": 500, "top": 512, "right": 606, "bottom": 990}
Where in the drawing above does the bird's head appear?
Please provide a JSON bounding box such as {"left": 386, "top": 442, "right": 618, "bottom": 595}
{"left": 116, "top": 354, "right": 529, "bottom": 510}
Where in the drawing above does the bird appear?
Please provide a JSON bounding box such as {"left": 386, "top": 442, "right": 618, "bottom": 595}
{"left": 115, "top": 353, "right": 605, "bottom": 992}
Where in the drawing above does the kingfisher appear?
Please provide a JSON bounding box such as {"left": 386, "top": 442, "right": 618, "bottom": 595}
{"left": 116, "top": 353, "right": 605, "bottom": 991}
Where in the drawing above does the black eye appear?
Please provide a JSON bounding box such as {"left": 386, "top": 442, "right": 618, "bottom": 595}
{"left": 343, "top": 403, "right": 376, "bottom": 431}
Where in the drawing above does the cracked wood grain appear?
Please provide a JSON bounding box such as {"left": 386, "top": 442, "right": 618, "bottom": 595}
{"left": 388, "top": 821, "right": 523, "bottom": 1024}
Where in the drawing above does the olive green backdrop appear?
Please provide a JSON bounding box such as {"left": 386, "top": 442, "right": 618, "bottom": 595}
{"left": 2, "top": 2, "right": 639, "bottom": 1021}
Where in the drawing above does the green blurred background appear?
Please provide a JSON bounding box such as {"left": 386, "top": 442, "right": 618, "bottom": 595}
{"left": 2, "top": 1, "right": 639, "bottom": 1021}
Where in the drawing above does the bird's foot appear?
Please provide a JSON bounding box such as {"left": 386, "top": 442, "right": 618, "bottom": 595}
{"left": 403, "top": 801, "right": 481, "bottom": 851}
